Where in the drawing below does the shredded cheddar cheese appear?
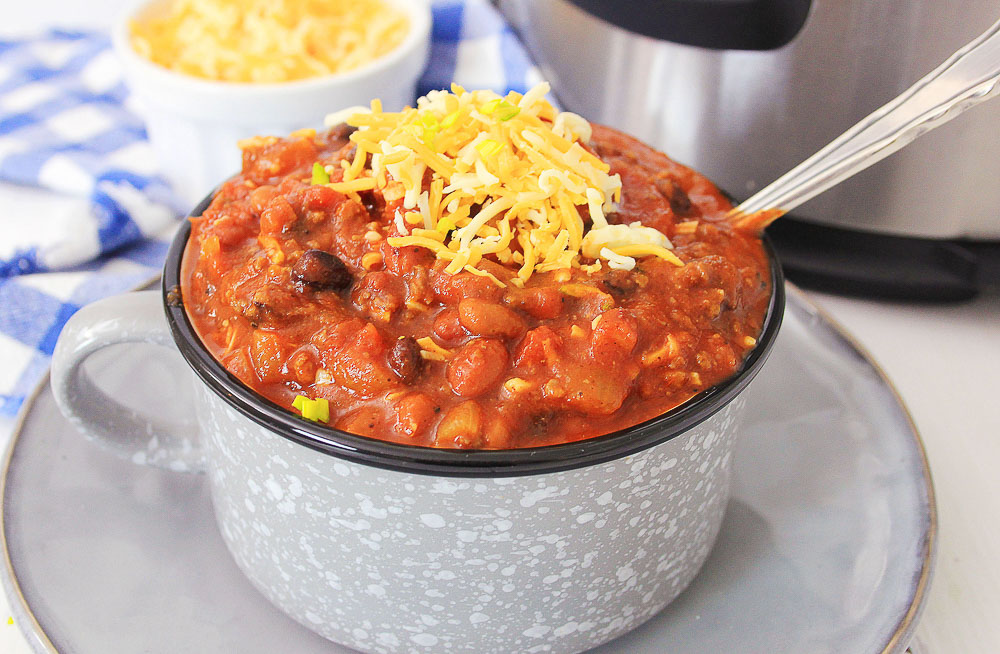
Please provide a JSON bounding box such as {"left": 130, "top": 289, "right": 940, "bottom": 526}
{"left": 325, "top": 83, "right": 682, "bottom": 281}
{"left": 129, "top": 0, "right": 409, "bottom": 83}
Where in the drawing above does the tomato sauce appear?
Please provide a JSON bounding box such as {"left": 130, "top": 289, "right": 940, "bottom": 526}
{"left": 182, "top": 123, "right": 771, "bottom": 448}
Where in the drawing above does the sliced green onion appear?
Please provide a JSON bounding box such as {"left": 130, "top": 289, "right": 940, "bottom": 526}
{"left": 476, "top": 139, "right": 503, "bottom": 158}
{"left": 441, "top": 110, "right": 461, "bottom": 128}
{"left": 422, "top": 127, "right": 438, "bottom": 148}
{"left": 292, "top": 395, "right": 330, "bottom": 423}
{"left": 497, "top": 104, "right": 520, "bottom": 121}
{"left": 480, "top": 98, "right": 503, "bottom": 115}
{"left": 311, "top": 162, "right": 330, "bottom": 185}
{"left": 436, "top": 215, "right": 457, "bottom": 234}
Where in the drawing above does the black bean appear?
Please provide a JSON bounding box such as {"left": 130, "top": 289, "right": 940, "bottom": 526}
{"left": 669, "top": 185, "right": 693, "bottom": 216}
{"left": 328, "top": 123, "right": 358, "bottom": 143}
{"left": 291, "top": 249, "right": 352, "bottom": 291}
{"left": 654, "top": 175, "right": 693, "bottom": 216}
{"left": 359, "top": 190, "right": 381, "bottom": 219}
{"left": 388, "top": 336, "right": 424, "bottom": 384}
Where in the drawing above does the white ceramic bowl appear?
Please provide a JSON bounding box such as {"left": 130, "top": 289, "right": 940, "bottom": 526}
{"left": 110, "top": 0, "right": 431, "bottom": 206}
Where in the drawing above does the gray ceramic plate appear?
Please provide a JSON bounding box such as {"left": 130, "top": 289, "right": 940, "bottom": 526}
{"left": 1, "top": 288, "right": 934, "bottom": 654}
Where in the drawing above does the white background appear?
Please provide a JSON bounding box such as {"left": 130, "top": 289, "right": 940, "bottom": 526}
{"left": 2, "top": 3, "right": 999, "bottom": 653}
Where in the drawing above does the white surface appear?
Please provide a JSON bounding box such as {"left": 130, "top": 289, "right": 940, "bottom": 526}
{"left": 2, "top": 3, "right": 999, "bottom": 653}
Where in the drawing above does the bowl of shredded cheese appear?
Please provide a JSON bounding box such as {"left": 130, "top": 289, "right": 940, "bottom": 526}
{"left": 111, "top": 0, "right": 431, "bottom": 205}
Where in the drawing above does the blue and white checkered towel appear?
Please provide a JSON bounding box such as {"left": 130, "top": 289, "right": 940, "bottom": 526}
{"left": 0, "top": 0, "right": 542, "bottom": 416}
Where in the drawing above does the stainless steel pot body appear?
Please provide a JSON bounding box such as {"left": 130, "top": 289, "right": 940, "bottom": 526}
{"left": 503, "top": 0, "right": 1000, "bottom": 239}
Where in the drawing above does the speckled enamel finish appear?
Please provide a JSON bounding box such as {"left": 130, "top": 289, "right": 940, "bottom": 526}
{"left": 195, "top": 383, "right": 743, "bottom": 654}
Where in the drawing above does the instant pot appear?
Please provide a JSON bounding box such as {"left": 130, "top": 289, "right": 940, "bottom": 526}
{"left": 500, "top": 0, "right": 1000, "bottom": 299}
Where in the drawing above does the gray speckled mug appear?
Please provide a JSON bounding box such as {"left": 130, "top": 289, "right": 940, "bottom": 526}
{"left": 50, "top": 205, "right": 783, "bottom": 654}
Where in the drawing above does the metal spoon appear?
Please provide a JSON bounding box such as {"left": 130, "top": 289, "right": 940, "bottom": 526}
{"left": 730, "top": 17, "right": 1000, "bottom": 231}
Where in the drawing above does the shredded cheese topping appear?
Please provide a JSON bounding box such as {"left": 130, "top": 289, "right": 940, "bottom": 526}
{"left": 325, "top": 83, "right": 681, "bottom": 282}
{"left": 129, "top": 0, "right": 409, "bottom": 83}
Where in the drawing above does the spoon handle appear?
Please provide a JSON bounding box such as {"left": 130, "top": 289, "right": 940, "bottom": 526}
{"left": 731, "top": 16, "right": 1000, "bottom": 227}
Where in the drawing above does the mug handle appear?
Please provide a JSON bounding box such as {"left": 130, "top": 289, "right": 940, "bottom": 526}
{"left": 51, "top": 290, "right": 205, "bottom": 473}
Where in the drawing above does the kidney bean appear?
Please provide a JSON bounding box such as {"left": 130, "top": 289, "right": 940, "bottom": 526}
{"left": 458, "top": 298, "right": 525, "bottom": 339}
{"left": 391, "top": 393, "right": 436, "bottom": 440}
{"left": 483, "top": 418, "right": 513, "bottom": 449}
{"left": 249, "top": 185, "right": 277, "bottom": 215}
{"left": 259, "top": 196, "right": 297, "bottom": 234}
{"left": 387, "top": 336, "right": 424, "bottom": 384}
{"left": 434, "top": 400, "right": 484, "bottom": 448}
{"left": 446, "top": 338, "right": 508, "bottom": 397}
{"left": 326, "top": 122, "right": 357, "bottom": 143}
{"left": 559, "top": 363, "right": 632, "bottom": 415}
{"left": 432, "top": 308, "right": 466, "bottom": 344}
{"left": 431, "top": 267, "right": 504, "bottom": 303}
{"left": 503, "top": 286, "right": 563, "bottom": 319}
{"left": 292, "top": 249, "right": 352, "bottom": 291}
{"left": 590, "top": 309, "right": 639, "bottom": 365}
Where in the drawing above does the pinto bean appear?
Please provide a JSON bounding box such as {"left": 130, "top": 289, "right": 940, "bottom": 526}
{"left": 434, "top": 400, "right": 484, "bottom": 448}
{"left": 387, "top": 336, "right": 424, "bottom": 384}
{"left": 291, "top": 249, "right": 352, "bottom": 291}
{"left": 561, "top": 366, "right": 631, "bottom": 415}
{"left": 458, "top": 299, "right": 525, "bottom": 339}
{"left": 446, "top": 338, "right": 508, "bottom": 397}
